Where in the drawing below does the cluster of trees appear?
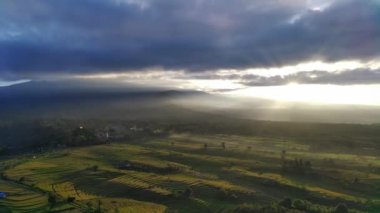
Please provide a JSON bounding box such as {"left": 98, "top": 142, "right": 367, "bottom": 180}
{"left": 31, "top": 125, "right": 102, "bottom": 148}
{"left": 282, "top": 158, "right": 312, "bottom": 175}
{"left": 217, "top": 188, "right": 239, "bottom": 202}
{"left": 68, "top": 127, "right": 98, "bottom": 146}
{"left": 170, "top": 188, "right": 194, "bottom": 199}
{"left": 279, "top": 198, "right": 349, "bottom": 213}
{"left": 280, "top": 150, "right": 313, "bottom": 174}
{"left": 0, "top": 122, "right": 105, "bottom": 154}
{"left": 234, "top": 199, "right": 350, "bottom": 213}
{"left": 84, "top": 200, "right": 104, "bottom": 213}
{"left": 0, "top": 120, "right": 174, "bottom": 154}
{"left": 170, "top": 119, "right": 380, "bottom": 155}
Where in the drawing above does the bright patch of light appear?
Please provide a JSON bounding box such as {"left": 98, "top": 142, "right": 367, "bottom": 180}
{"left": 310, "top": 2, "right": 331, "bottom": 11}
{"left": 369, "top": 60, "right": 380, "bottom": 70}
{"left": 287, "top": 82, "right": 299, "bottom": 86}
{"left": 182, "top": 80, "right": 243, "bottom": 92}
{"left": 288, "top": 13, "right": 303, "bottom": 24}
{"left": 74, "top": 71, "right": 244, "bottom": 92}
{"left": 217, "top": 60, "right": 371, "bottom": 77}
{"left": 288, "top": 1, "right": 332, "bottom": 24}
{"left": 70, "top": 59, "right": 380, "bottom": 106}
{"left": 229, "top": 84, "right": 380, "bottom": 106}
{"left": 0, "top": 79, "right": 30, "bottom": 87}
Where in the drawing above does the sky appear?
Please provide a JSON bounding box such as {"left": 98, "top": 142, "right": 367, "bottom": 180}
{"left": 1, "top": 0, "right": 380, "bottom": 105}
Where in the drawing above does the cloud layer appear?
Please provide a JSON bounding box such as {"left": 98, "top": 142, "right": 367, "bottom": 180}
{"left": 240, "top": 69, "right": 380, "bottom": 86}
{"left": 1, "top": 0, "right": 380, "bottom": 84}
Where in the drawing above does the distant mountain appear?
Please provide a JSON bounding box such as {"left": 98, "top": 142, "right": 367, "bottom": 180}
{"left": 0, "top": 80, "right": 209, "bottom": 119}
{"left": 0, "top": 80, "right": 206, "bottom": 99}
{"left": 2, "top": 80, "right": 380, "bottom": 124}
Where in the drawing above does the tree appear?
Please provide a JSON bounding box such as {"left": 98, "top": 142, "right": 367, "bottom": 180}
{"left": 67, "top": 196, "right": 76, "bottom": 203}
{"left": 218, "top": 188, "right": 229, "bottom": 200}
{"left": 183, "top": 188, "right": 193, "bottom": 198}
{"left": 353, "top": 177, "right": 359, "bottom": 184}
{"left": 18, "top": 176, "right": 25, "bottom": 183}
{"left": 71, "top": 127, "right": 97, "bottom": 146}
{"left": 292, "top": 199, "right": 308, "bottom": 211}
{"left": 305, "top": 161, "right": 312, "bottom": 170}
{"left": 48, "top": 193, "right": 57, "bottom": 208}
{"left": 291, "top": 158, "right": 308, "bottom": 174}
{"left": 96, "top": 200, "right": 103, "bottom": 213}
{"left": 281, "top": 150, "right": 286, "bottom": 161}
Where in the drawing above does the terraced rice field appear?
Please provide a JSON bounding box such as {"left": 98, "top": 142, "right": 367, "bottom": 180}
{"left": 0, "top": 134, "right": 379, "bottom": 212}
{"left": 0, "top": 180, "right": 48, "bottom": 212}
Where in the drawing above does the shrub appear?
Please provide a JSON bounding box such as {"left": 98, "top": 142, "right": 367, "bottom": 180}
{"left": 171, "top": 190, "right": 183, "bottom": 198}
{"left": 67, "top": 196, "right": 76, "bottom": 203}
{"left": 279, "top": 197, "right": 292, "bottom": 208}
{"left": 18, "top": 176, "right": 25, "bottom": 183}
{"left": 233, "top": 203, "right": 286, "bottom": 213}
{"left": 334, "top": 203, "right": 348, "bottom": 213}
{"left": 217, "top": 188, "right": 229, "bottom": 200}
{"left": 217, "top": 188, "right": 238, "bottom": 201}
{"left": 230, "top": 193, "right": 238, "bottom": 201}
{"left": 292, "top": 199, "right": 309, "bottom": 211}
{"left": 183, "top": 188, "right": 193, "bottom": 198}
{"left": 48, "top": 193, "right": 57, "bottom": 206}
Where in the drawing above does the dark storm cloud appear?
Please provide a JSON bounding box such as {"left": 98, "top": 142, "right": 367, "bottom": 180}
{"left": 241, "top": 69, "right": 380, "bottom": 86}
{"left": 1, "top": 0, "right": 380, "bottom": 81}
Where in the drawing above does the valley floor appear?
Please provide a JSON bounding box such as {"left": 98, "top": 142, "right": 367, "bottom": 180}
{"left": 0, "top": 134, "right": 379, "bottom": 212}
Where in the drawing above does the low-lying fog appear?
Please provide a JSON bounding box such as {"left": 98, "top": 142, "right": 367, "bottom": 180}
{"left": 172, "top": 94, "right": 380, "bottom": 124}
{"left": 1, "top": 80, "right": 380, "bottom": 124}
